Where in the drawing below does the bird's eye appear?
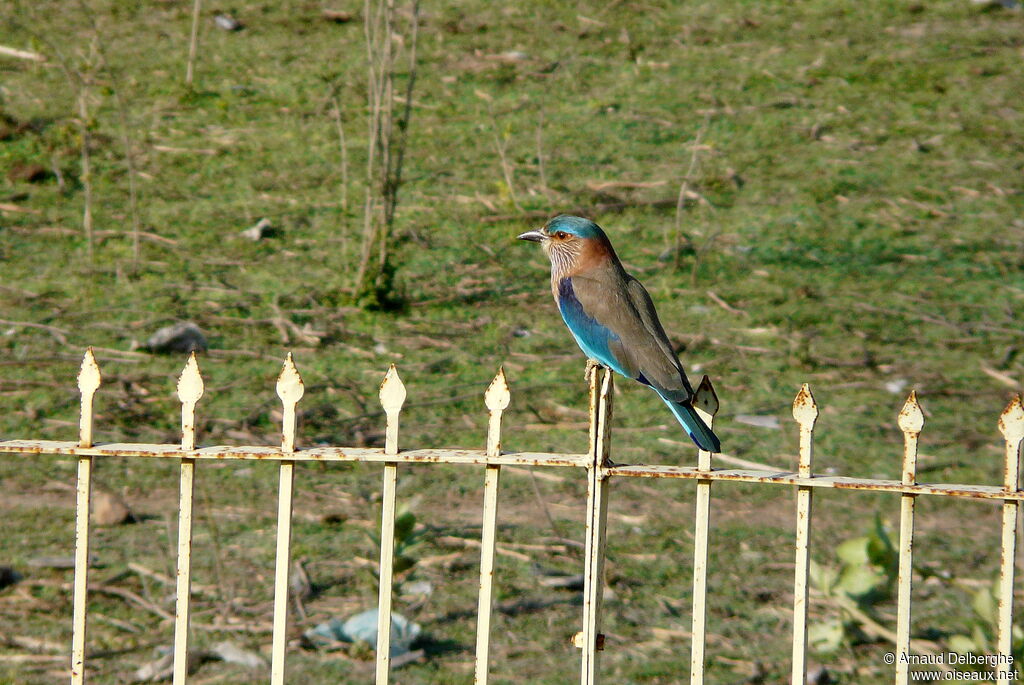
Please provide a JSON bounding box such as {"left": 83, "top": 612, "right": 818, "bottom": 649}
{"left": 555, "top": 231, "right": 569, "bottom": 240}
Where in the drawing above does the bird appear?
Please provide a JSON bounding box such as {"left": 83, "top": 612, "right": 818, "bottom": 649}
{"left": 517, "top": 215, "right": 721, "bottom": 453}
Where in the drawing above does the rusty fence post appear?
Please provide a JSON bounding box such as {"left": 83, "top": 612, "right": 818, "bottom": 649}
{"left": 790, "top": 384, "right": 817, "bottom": 685}
{"left": 579, "top": 366, "right": 613, "bottom": 685}
{"left": 997, "top": 395, "right": 1023, "bottom": 685}
{"left": 474, "top": 367, "right": 510, "bottom": 684}
{"left": 172, "top": 353, "right": 204, "bottom": 684}
{"left": 271, "top": 353, "right": 304, "bottom": 685}
{"left": 689, "top": 376, "right": 719, "bottom": 685}
{"left": 376, "top": 364, "right": 407, "bottom": 683}
{"left": 71, "top": 349, "right": 101, "bottom": 685}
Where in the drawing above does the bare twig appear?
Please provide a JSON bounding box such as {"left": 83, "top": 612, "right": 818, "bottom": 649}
{"left": 354, "top": 0, "right": 421, "bottom": 304}
{"left": 0, "top": 319, "right": 70, "bottom": 345}
{"left": 493, "top": 125, "right": 523, "bottom": 212}
{"left": 91, "top": 584, "right": 175, "bottom": 622}
{"left": 671, "top": 126, "right": 704, "bottom": 257}
{"left": 705, "top": 289, "right": 746, "bottom": 316}
{"left": 0, "top": 202, "right": 41, "bottom": 214}
{"left": 830, "top": 594, "right": 952, "bottom": 673}
{"left": 9, "top": 226, "right": 177, "bottom": 246}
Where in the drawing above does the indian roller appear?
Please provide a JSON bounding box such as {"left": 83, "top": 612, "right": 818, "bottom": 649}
{"left": 517, "top": 215, "right": 721, "bottom": 453}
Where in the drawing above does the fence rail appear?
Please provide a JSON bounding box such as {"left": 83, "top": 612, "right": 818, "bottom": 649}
{"left": 1, "top": 348, "right": 1022, "bottom": 685}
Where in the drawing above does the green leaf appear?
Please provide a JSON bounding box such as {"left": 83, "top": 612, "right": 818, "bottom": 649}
{"left": 948, "top": 634, "right": 978, "bottom": 654}
{"left": 972, "top": 623, "right": 992, "bottom": 653}
{"left": 972, "top": 586, "right": 997, "bottom": 625}
{"left": 866, "top": 515, "right": 896, "bottom": 571}
{"left": 836, "top": 536, "right": 871, "bottom": 566}
{"left": 394, "top": 554, "right": 416, "bottom": 575}
{"left": 835, "top": 563, "right": 885, "bottom": 600}
{"left": 809, "top": 619, "right": 845, "bottom": 652}
{"left": 809, "top": 559, "right": 838, "bottom": 596}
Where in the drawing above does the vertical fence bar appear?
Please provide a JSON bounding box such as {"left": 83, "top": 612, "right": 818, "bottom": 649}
{"left": 689, "top": 376, "right": 719, "bottom": 685}
{"left": 790, "top": 384, "right": 818, "bottom": 685}
{"left": 71, "top": 349, "right": 101, "bottom": 685}
{"left": 271, "top": 353, "right": 304, "bottom": 685}
{"left": 376, "top": 365, "right": 407, "bottom": 684}
{"left": 172, "top": 352, "right": 204, "bottom": 685}
{"left": 580, "top": 366, "right": 613, "bottom": 685}
{"left": 895, "top": 392, "right": 924, "bottom": 684}
{"left": 475, "top": 368, "right": 511, "bottom": 685}
{"left": 997, "top": 395, "right": 1023, "bottom": 685}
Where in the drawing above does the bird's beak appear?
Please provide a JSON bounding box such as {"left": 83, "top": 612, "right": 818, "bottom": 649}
{"left": 516, "top": 229, "right": 546, "bottom": 243}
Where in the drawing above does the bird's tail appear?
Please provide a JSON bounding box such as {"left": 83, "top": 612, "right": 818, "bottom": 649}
{"left": 659, "top": 396, "right": 721, "bottom": 453}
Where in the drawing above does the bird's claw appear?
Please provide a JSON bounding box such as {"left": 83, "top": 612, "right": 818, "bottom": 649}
{"left": 584, "top": 358, "right": 602, "bottom": 383}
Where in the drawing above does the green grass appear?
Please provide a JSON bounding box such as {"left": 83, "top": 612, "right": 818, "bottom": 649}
{"left": 1, "top": 0, "right": 1023, "bottom": 682}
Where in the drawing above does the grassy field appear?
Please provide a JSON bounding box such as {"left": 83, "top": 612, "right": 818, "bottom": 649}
{"left": 2, "top": 0, "right": 1023, "bottom": 682}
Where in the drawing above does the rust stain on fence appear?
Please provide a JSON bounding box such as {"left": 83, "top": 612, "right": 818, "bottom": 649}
{"left": 1, "top": 349, "right": 1022, "bottom": 684}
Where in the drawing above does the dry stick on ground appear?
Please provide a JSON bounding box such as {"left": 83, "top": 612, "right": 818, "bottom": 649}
{"left": 0, "top": 319, "right": 70, "bottom": 345}
{"left": 127, "top": 562, "right": 216, "bottom": 599}
{"left": 8, "top": 226, "right": 175, "bottom": 250}
{"left": 185, "top": 0, "right": 202, "bottom": 86}
{"left": 828, "top": 595, "right": 953, "bottom": 673}
{"left": 0, "top": 45, "right": 46, "bottom": 61}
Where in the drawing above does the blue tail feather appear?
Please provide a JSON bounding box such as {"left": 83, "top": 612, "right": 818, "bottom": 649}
{"left": 657, "top": 394, "right": 721, "bottom": 453}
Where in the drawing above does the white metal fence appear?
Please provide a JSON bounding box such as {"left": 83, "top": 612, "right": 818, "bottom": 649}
{"left": 1, "top": 348, "right": 1022, "bottom": 685}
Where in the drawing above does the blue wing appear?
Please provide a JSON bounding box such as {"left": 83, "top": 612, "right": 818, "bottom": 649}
{"left": 556, "top": 277, "right": 630, "bottom": 377}
{"left": 557, "top": 276, "right": 721, "bottom": 453}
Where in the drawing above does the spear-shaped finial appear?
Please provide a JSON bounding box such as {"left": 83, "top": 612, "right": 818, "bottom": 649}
{"left": 77, "top": 348, "right": 102, "bottom": 448}
{"left": 177, "top": 352, "right": 205, "bottom": 451}
{"left": 792, "top": 383, "right": 818, "bottom": 429}
{"left": 897, "top": 390, "right": 924, "bottom": 435}
{"left": 485, "top": 367, "right": 511, "bottom": 457}
{"left": 276, "top": 353, "right": 305, "bottom": 453}
{"left": 792, "top": 384, "right": 818, "bottom": 477}
{"left": 898, "top": 391, "right": 924, "bottom": 485}
{"left": 380, "top": 364, "right": 406, "bottom": 456}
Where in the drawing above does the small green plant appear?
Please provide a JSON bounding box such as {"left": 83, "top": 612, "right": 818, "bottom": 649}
{"left": 809, "top": 514, "right": 898, "bottom": 652}
{"left": 948, "top": 579, "right": 1024, "bottom": 664}
{"left": 366, "top": 504, "right": 424, "bottom": 586}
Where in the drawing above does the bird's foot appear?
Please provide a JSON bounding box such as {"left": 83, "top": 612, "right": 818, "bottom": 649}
{"left": 584, "top": 358, "right": 602, "bottom": 383}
